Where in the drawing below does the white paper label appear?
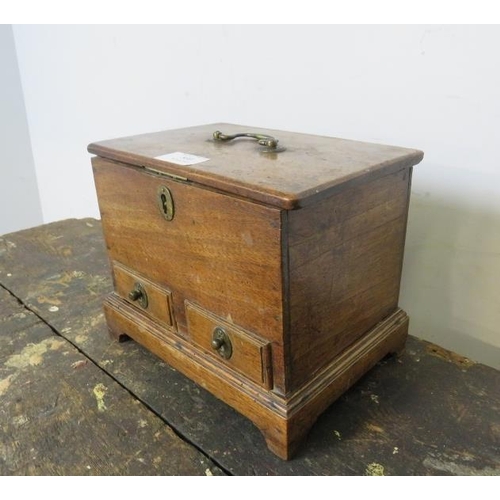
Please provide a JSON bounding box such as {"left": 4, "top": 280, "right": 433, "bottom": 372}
{"left": 155, "top": 152, "right": 209, "bottom": 166}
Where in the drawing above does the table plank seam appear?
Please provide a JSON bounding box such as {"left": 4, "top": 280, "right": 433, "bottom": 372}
{"left": 0, "top": 281, "right": 232, "bottom": 477}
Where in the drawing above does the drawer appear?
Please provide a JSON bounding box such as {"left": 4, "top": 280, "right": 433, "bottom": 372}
{"left": 113, "top": 262, "right": 174, "bottom": 328}
{"left": 185, "top": 301, "right": 272, "bottom": 389}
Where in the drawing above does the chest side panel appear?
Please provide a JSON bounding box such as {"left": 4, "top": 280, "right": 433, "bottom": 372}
{"left": 92, "top": 158, "right": 284, "bottom": 347}
{"left": 287, "top": 167, "right": 412, "bottom": 391}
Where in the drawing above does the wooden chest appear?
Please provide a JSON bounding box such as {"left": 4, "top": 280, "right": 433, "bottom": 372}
{"left": 89, "top": 124, "right": 423, "bottom": 459}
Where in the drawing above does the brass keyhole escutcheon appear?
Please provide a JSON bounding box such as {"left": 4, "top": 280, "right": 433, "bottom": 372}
{"left": 211, "top": 327, "right": 233, "bottom": 360}
{"left": 128, "top": 282, "right": 148, "bottom": 309}
{"left": 157, "top": 186, "right": 174, "bottom": 221}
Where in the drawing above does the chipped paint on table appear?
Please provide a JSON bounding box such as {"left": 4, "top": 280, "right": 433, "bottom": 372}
{"left": 0, "top": 285, "right": 223, "bottom": 476}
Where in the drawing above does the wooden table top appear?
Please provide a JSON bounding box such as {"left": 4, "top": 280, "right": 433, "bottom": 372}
{"left": 0, "top": 219, "right": 499, "bottom": 475}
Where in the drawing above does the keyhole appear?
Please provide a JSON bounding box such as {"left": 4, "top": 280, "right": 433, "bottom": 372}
{"left": 160, "top": 193, "right": 168, "bottom": 214}
{"left": 157, "top": 186, "right": 174, "bottom": 221}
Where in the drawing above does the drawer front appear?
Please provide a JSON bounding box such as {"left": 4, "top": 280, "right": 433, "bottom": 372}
{"left": 186, "top": 301, "right": 272, "bottom": 389}
{"left": 113, "top": 262, "right": 174, "bottom": 328}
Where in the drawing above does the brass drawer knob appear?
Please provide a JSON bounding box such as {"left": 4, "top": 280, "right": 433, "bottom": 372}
{"left": 128, "top": 282, "right": 148, "bottom": 309}
{"left": 211, "top": 327, "right": 233, "bottom": 360}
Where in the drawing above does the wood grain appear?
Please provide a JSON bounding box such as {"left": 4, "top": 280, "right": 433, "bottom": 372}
{"left": 92, "top": 157, "right": 287, "bottom": 391}
{"left": 88, "top": 123, "right": 424, "bottom": 209}
{"left": 185, "top": 301, "right": 272, "bottom": 388}
{"left": 113, "top": 261, "right": 174, "bottom": 328}
{"left": 286, "top": 168, "right": 412, "bottom": 390}
{"left": 93, "top": 157, "right": 283, "bottom": 341}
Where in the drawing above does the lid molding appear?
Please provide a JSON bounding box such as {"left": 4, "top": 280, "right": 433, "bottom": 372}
{"left": 88, "top": 123, "right": 424, "bottom": 210}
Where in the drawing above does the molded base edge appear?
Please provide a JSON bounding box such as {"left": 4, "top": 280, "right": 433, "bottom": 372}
{"left": 104, "top": 294, "right": 408, "bottom": 460}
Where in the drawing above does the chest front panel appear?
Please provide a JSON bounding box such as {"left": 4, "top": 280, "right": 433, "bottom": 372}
{"left": 92, "top": 158, "right": 284, "bottom": 348}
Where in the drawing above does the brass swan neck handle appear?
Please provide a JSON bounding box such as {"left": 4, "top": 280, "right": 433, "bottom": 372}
{"left": 213, "top": 130, "right": 286, "bottom": 153}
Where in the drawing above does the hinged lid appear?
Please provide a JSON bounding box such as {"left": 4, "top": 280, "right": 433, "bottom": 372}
{"left": 88, "top": 123, "right": 423, "bottom": 209}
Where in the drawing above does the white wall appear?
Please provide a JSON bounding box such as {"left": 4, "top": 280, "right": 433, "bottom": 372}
{"left": 12, "top": 25, "right": 500, "bottom": 368}
{"left": 0, "top": 25, "right": 42, "bottom": 235}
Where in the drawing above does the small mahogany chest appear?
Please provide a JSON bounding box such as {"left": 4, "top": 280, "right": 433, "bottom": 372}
{"left": 89, "top": 124, "right": 423, "bottom": 459}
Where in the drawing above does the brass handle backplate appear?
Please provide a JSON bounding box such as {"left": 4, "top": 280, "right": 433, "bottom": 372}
{"left": 128, "top": 282, "right": 148, "bottom": 309}
{"left": 213, "top": 130, "right": 286, "bottom": 153}
{"left": 211, "top": 326, "right": 233, "bottom": 360}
